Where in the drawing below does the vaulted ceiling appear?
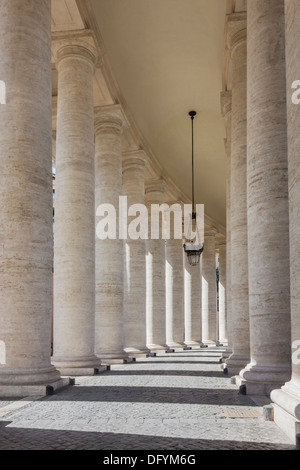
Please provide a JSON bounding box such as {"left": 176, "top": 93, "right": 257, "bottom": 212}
{"left": 51, "top": 0, "right": 243, "bottom": 232}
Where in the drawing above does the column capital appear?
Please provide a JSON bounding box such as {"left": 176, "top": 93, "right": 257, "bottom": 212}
{"left": 145, "top": 179, "right": 167, "bottom": 198}
{"left": 122, "top": 150, "right": 149, "bottom": 172}
{"left": 226, "top": 12, "right": 247, "bottom": 57}
{"left": 52, "top": 29, "right": 99, "bottom": 70}
{"left": 94, "top": 104, "right": 129, "bottom": 136}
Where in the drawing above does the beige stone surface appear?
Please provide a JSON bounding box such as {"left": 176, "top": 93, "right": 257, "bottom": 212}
{"left": 201, "top": 230, "right": 217, "bottom": 344}
{"left": 0, "top": 0, "right": 60, "bottom": 386}
{"left": 184, "top": 250, "right": 202, "bottom": 347}
{"left": 122, "top": 151, "right": 149, "bottom": 355}
{"left": 271, "top": 0, "right": 300, "bottom": 444}
{"left": 145, "top": 181, "right": 168, "bottom": 351}
{"left": 52, "top": 38, "right": 99, "bottom": 372}
{"left": 220, "top": 90, "right": 232, "bottom": 358}
{"left": 240, "top": 0, "right": 291, "bottom": 395}
{"left": 94, "top": 105, "right": 128, "bottom": 362}
{"left": 218, "top": 240, "right": 227, "bottom": 344}
{"left": 225, "top": 14, "right": 250, "bottom": 375}
{"left": 165, "top": 203, "right": 185, "bottom": 348}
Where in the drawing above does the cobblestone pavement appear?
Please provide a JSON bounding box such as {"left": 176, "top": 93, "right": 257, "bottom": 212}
{"left": 0, "top": 348, "right": 296, "bottom": 450}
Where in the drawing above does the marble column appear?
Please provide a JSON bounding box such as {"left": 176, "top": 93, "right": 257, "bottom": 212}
{"left": 201, "top": 229, "right": 217, "bottom": 345}
{"left": 0, "top": 0, "right": 61, "bottom": 393}
{"left": 123, "top": 150, "right": 149, "bottom": 356}
{"left": 165, "top": 203, "right": 185, "bottom": 349}
{"left": 145, "top": 180, "right": 168, "bottom": 352}
{"left": 184, "top": 249, "right": 202, "bottom": 348}
{"left": 94, "top": 105, "right": 128, "bottom": 364}
{"left": 52, "top": 34, "right": 100, "bottom": 375}
{"left": 271, "top": 1, "right": 300, "bottom": 443}
{"left": 218, "top": 239, "right": 227, "bottom": 345}
{"left": 224, "top": 13, "right": 250, "bottom": 375}
{"left": 220, "top": 90, "right": 232, "bottom": 359}
{"left": 239, "top": 0, "right": 291, "bottom": 396}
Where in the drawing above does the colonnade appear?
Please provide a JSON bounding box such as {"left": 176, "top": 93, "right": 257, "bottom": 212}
{"left": 222, "top": 0, "right": 300, "bottom": 444}
{"left": 0, "top": 0, "right": 224, "bottom": 396}
{"left": 1, "top": 0, "right": 299, "bottom": 447}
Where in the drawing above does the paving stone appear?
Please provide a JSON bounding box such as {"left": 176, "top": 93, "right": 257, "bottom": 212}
{"left": 0, "top": 349, "right": 295, "bottom": 450}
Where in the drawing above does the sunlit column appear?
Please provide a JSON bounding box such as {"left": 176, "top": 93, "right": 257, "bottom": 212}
{"left": 123, "top": 150, "right": 149, "bottom": 356}
{"left": 0, "top": 0, "right": 61, "bottom": 392}
{"left": 239, "top": 0, "right": 291, "bottom": 396}
{"left": 220, "top": 90, "right": 232, "bottom": 359}
{"left": 271, "top": 1, "right": 300, "bottom": 443}
{"left": 145, "top": 180, "right": 168, "bottom": 352}
{"left": 224, "top": 13, "right": 250, "bottom": 375}
{"left": 165, "top": 202, "right": 185, "bottom": 349}
{"left": 94, "top": 105, "right": 128, "bottom": 363}
{"left": 52, "top": 33, "right": 100, "bottom": 375}
{"left": 202, "top": 229, "right": 217, "bottom": 345}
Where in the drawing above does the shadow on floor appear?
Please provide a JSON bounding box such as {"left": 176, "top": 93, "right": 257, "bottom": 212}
{"left": 0, "top": 424, "right": 295, "bottom": 450}
{"left": 103, "top": 370, "right": 228, "bottom": 378}
{"left": 43, "top": 385, "right": 257, "bottom": 407}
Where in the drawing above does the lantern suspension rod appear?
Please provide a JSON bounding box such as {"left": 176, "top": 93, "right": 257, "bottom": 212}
{"left": 189, "top": 110, "right": 197, "bottom": 218}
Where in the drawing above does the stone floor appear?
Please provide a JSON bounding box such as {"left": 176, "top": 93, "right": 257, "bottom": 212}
{"left": 0, "top": 348, "right": 296, "bottom": 451}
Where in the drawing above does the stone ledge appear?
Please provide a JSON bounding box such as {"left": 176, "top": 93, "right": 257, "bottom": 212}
{"left": 0, "top": 377, "right": 70, "bottom": 398}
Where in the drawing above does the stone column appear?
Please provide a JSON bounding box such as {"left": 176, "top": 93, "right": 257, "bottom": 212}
{"left": 239, "top": 0, "right": 291, "bottom": 396}
{"left": 218, "top": 239, "right": 227, "bottom": 345}
{"left": 123, "top": 150, "right": 149, "bottom": 356}
{"left": 94, "top": 105, "right": 128, "bottom": 364}
{"left": 271, "top": 0, "right": 300, "bottom": 443}
{"left": 145, "top": 180, "right": 168, "bottom": 352}
{"left": 165, "top": 203, "right": 185, "bottom": 349}
{"left": 0, "top": 0, "right": 61, "bottom": 394}
{"left": 52, "top": 33, "right": 100, "bottom": 375}
{"left": 220, "top": 90, "right": 232, "bottom": 359}
{"left": 201, "top": 229, "right": 217, "bottom": 345}
{"left": 184, "top": 250, "right": 202, "bottom": 348}
{"left": 224, "top": 13, "right": 250, "bottom": 375}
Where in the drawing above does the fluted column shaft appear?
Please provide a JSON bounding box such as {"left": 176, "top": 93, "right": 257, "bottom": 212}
{"left": 52, "top": 38, "right": 99, "bottom": 374}
{"left": 123, "top": 151, "right": 148, "bottom": 355}
{"left": 218, "top": 241, "right": 227, "bottom": 344}
{"left": 202, "top": 231, "right": 217, "bottom": 344}
{"left": 94, "top": 106, "right": 127, "bottom": 363}
{"left": 240, "top": 0, "right": 291, "bottom": 396}
{"left": 271, "top": 1, "right": 300, "bottom": 442}
{"left": 165, "top": 204, "right": 185, "bottom": 348}
{"left": 0, "top": 0, "right": 60, "bottom": 389}
{"left": 225, "top": 14, "right": 250, "bottom": 375}
{"left": 184, "top": 252, "right": 202, "bottom": 347}
{"left": 145, "top": 181, "right": 167, "bottom": 351}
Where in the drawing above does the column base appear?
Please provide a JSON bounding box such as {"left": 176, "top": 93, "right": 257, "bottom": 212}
{"left": 96, "top": 351, "right": 129, "bottom": 365}
{"left": 271, "top": 381, "right": 300, "bottom": 445}
{"left": 147, "top": 344, "right": 168, "bottom": 353}
{"left": 184, "top": 341, "right": 203, "bottom": 350}
{"left": 0, "top": 377, "right": 70, "bottom": 398}
{"left": 51, "top": 354, "right": 101, "bottom": 376}
{"left": 221, "top": 348, "right": 232, "bottom": 361}
{"left": 166, "top": 342, "right": 186, "bottom": 350}
{"left": 0, "top": 365, "right": 61, "bottom": 386}
{"left": 201, "top": 340, "right": 218, "bottom": 347}
{"left": 239, "top": 363, "right": 291, "bottom": 396}
{"left": 124, "top": 346, "right": 150, "bottom": 358}
{"left": 224, "top": 353, "right": 249, "bottom": 376}
{"left": 56, "top": 366, "right": 108, "bottom": 376}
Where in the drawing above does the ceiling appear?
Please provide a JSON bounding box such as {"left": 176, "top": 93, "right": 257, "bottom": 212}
{"left": 90, "top": 0, "right": 227, "bottom": 227}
